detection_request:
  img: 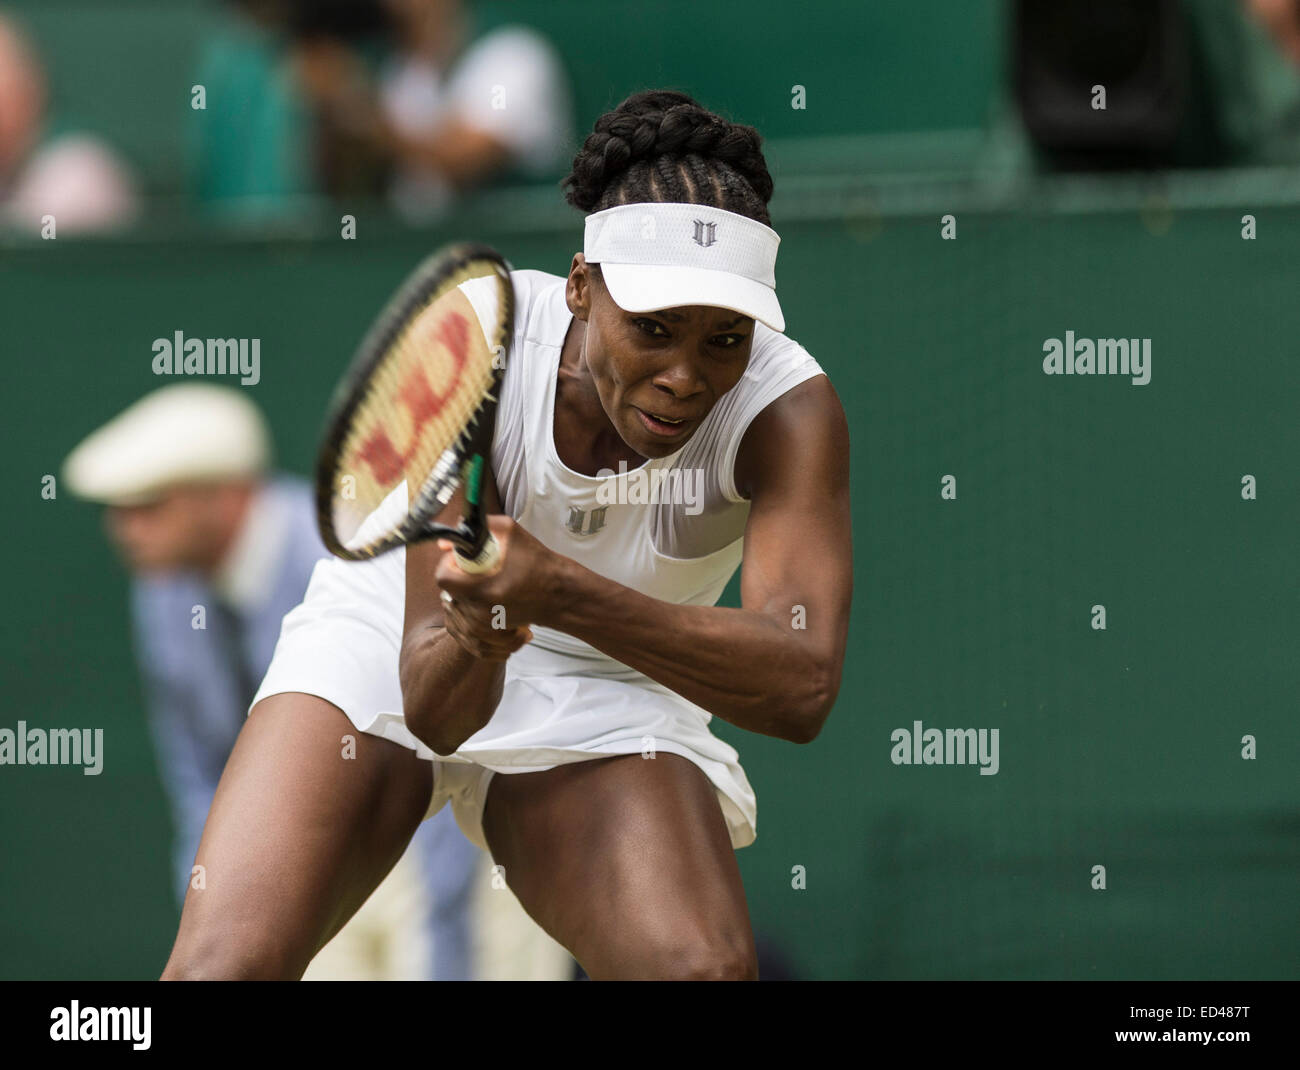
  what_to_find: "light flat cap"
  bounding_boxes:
[63,384,270,505]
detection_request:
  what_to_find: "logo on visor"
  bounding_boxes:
[692,220,718,248]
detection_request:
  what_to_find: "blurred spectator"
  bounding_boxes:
[191,0,392,215]
[192,0,574,221]
[189,1,316,216]
[370,0,575,221]
[288,0,394,200]
[1246,0,1300,64]
[61,383,480,980]
[0,12,136,234]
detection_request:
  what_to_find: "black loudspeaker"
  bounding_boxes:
[1012,0,1191,169]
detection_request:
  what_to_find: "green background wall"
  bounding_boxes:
[2,190,1296,979]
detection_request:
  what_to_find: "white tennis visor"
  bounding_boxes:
[583,202,784,333]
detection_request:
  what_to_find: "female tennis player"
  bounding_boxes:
[162,89,851,981]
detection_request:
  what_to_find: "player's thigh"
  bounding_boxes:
[481,752,757,980]
[161,692,434,980]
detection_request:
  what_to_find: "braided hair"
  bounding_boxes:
[561,90,775,230]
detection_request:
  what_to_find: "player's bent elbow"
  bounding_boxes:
[785,712,827,745]
[402,693,492,758]
[411,723,464,758]
[402,696,485,757]
[399,638,503,756]
[784,663,840,744]
[397,645,452,754]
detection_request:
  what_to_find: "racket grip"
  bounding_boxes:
[455,532,501,574]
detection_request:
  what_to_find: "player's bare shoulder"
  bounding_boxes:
[731,329,846,503]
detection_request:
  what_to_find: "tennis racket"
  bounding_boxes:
[314,242,514,573]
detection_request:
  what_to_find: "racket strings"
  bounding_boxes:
[330,273,502,548]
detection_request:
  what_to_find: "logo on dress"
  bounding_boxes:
[692,219,718,248]
[566,505,609,537]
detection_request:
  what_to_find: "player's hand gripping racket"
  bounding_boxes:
[314,243,514,573]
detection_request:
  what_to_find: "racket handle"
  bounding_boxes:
[455,532,500,574]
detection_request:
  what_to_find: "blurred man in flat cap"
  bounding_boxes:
[62,383,484,980]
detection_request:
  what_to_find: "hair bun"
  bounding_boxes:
[563,90,773,215]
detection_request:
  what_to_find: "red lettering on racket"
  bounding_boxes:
[355,310,471,485]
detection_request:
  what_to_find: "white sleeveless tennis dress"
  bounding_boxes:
[252,268,825,851]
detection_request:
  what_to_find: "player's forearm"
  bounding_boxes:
[541,557,838,743]
[399,628,504,755]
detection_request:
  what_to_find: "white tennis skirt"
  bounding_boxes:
[250,552,758,852]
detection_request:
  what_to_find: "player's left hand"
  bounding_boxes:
[433,515,558,649]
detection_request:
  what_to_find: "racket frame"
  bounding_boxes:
[314,242,514,567]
